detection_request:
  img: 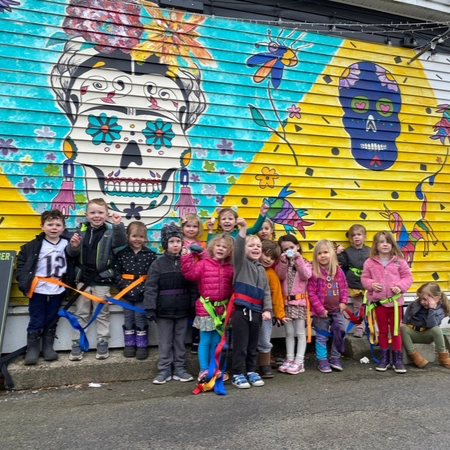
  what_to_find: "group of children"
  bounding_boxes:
[16,199,450,390]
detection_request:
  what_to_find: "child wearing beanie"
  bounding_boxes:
[144,224,197,384]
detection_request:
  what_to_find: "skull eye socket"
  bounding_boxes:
[350,96,369,114]
[376,98,394,118]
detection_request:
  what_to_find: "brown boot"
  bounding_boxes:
[408,350,428,368]
[258,352,274,379]
[438,352,450,369]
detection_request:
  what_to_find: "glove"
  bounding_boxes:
[189,244,204,253]
[146,310,157,323]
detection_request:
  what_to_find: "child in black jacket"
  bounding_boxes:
[144,224,196,385]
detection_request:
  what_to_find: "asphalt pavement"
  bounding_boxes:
[1,357,450,450]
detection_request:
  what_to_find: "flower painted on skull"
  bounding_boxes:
[0,137,18,156]
[124,202,144,220]
[375,65,399,92]
[62,0,143,54]
[255,166,279,189]
[339,63,360,89]
[142,118,175,150]
[86,113,122,145]
[131,5,215,69]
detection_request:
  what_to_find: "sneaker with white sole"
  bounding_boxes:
[153,370,172,385]
[173,368,194,382]
[69,342,83,361]
[96,340,109,360]
[286,361,305,374]
[278,359,293,373]
[329,357,343,371]
[232,374,250,389]
[247,372,264,387]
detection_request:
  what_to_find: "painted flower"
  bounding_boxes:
[0,137,18,156]
[17,176,36,194]
[215,195,224,205]
[43,164,60,177]
[375,65,399,92]
[217,139,234,156]
[62,0,143,54]
[287,104,301,119]
[202,184,216,196]
[42,182,55,193]
[123,202,144,220]
[190,174,200,182]
[233,158,246,168]
[0,0,20,14]
[219,169,226,176]
[194,146,207,158]
[131,6,215,68]
[339,63,361,89]
[45,152,56,161]
[35,126,56,143]
[431,104,450,145]
[86,113,122,146]
[20,155,32,166]
[255,166,279,189]
[143,118,175,150]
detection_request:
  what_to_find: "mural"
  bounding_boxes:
[1,0,450,305]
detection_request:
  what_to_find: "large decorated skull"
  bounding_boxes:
[338,61,401,171]
[51,39,205,224]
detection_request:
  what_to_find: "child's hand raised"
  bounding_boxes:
[236,217,246,228]
[111,212,122,224]
[180,246,189,256]
[206,217,215,233]
[260,201,269,216]
[70,233,81,249]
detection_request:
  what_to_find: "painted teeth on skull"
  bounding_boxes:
[105,179,162,194]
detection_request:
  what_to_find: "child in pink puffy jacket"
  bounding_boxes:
[361,231,413,374]
[181,233,234,381]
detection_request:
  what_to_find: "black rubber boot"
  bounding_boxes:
[135,326,149,360]
[123,326,136,358]
[42,329,58,361]
[24,332,41,365]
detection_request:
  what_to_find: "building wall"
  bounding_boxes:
[1,0,449,314]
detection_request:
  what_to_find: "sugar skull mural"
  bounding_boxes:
[50,38,206,224]
[338,61,401,170]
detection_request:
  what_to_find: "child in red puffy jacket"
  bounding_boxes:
[181,233,234,381]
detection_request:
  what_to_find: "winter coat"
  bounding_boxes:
[307,266,348,317]
[66,221,127,284]
[402,300,445,329]
[114,246,157,302]
[361,256,413,307]
[337,245,370,290]
[16,231,73,297]
[181,252,234,317]
[143,252,196,319]
[275,255,312,307]
[265,267,285,320]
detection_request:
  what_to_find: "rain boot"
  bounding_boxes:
[392,349,407,373]
[123,326,136,358]
[42,329,58,361]
[24,332,41,365]
[375,348,390,372]
[407,350,428,368]
[438,351,450,369]
[258,352,274,379]
[135,325,149,360]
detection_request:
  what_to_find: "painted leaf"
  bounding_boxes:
[249,105,268,128]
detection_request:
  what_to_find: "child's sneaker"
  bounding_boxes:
[198,370,208,382]
[247,372,264,387]
[153,370,171,385]
[172,368,194,382]
[317,359,332,373]
[278,359,293,373]
[96,340,109,360]
[329,357,343,371]
[69,342,83,361]
[286,361,305,375]
[232,374,250,389]
[353,328,364,338]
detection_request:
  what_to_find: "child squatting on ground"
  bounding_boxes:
[114,221,157,359]
[16,209,71,365]
[144,224,196,385]
[276,234,312,375]
[231,218,272,389]
[181,233,234,381]
[67,198,127,361]
[401,282,450,369]
[361,231,413,373]
[336,224,370,338]
[307,239,348,373]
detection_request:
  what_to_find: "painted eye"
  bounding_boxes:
[84,76,108,91]
[376,98,394,118]
[350,96,369,114]
[113,75,131,93]
[268,42,278,53]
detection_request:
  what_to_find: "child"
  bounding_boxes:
[144,224,196,385]
[257,218,276,242]
[336,224,370,338]
[67,198,127,361]
[181,233,234,381]
[276,235,312,374]
[16,209,71,365]
[231,218,272,389]
[307,239,348,373]
[114,221,157,359]
[206,202,269,241]
[257,240,287,378]
[361,231,413,373]
[401,282,450,369]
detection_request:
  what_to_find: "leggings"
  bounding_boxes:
[375,305,403,351]
[284,319,306,362]
[198,330,221,371]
